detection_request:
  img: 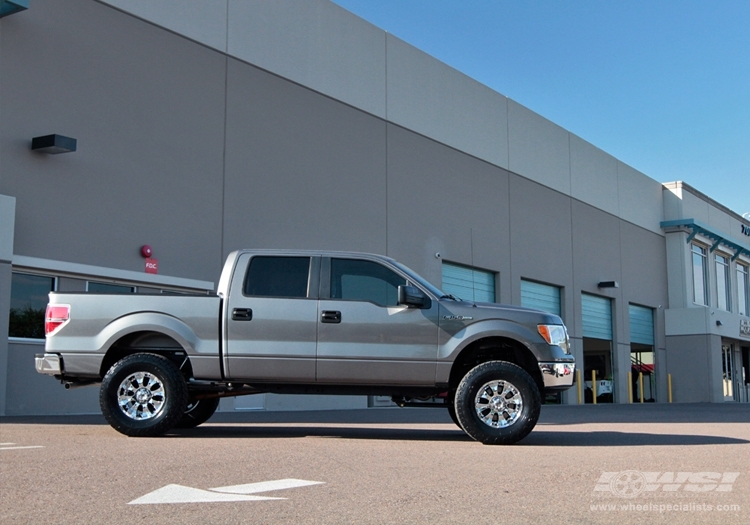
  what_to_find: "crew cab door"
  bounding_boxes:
[224,253,319,381]
[316,256,439,385]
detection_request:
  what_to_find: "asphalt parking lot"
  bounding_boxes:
[2,403,749,524]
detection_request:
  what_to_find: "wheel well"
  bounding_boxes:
[99,331,193,379]
[448,337,543,393]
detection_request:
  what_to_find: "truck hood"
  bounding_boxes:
[438,299,563,326]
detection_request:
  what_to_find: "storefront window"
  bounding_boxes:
[715,254,731,311]
[691,244,708,306]
[87,282,136,294]
[9,273,55,339]
[738,263,749,317]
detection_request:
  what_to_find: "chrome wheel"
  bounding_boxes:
[474,379,523,428]
[455,361,541,444]
[117,371,166,420]
[101,353,187,437]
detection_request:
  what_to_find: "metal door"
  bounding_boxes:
[224,254,319,382]
[316,257,439,385]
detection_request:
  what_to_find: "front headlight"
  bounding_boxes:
[537,324,570,354]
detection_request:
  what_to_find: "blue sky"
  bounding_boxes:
[332,0,749,218]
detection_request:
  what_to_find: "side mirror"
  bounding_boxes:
[398,285,430,308]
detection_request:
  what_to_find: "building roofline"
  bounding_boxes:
[662,181,748,224]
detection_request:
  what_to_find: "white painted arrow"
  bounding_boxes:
[129,479,324,505]
[211,478,325,495]
[129,484,281,504]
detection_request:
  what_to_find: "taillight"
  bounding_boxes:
[45,305,70,336]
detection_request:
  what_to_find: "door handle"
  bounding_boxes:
[232,308,253,321]
[321,310,341,324]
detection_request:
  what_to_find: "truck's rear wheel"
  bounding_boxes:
[100,353,187,437]
[454,361,541,445]
[174,396,220,428]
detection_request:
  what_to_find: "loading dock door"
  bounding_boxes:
[629,304,655,402]
[442,262,495,303]
[582,293,612,340]
[582,293,613,403]
[520,280,561,316]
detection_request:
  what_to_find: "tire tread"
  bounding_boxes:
[99,353,188,437]
[454,360,541,445]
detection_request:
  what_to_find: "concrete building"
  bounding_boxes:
[1,0,748,416]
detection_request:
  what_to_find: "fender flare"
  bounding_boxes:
[440,319,540,361]
[95,312,200,356]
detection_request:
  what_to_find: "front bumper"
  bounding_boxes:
[35,353,62,375]
[539,362,575,390]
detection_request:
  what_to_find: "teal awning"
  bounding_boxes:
[0,0,29,18]
[661,218,750,261]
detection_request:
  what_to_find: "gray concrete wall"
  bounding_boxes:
[5,340,100,415]
[222,57,387,257]
[0,0,226,282]
[385,124,510,293]
[664,182,750,239]
[666,334,724,403]
[96,0,667,236]
[508,176,574,313]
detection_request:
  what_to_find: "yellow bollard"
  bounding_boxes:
[627,372,633,403]
[668,374,673,403]
[592,370,597,405]
[639,372,644,403]
[577,370,583,405]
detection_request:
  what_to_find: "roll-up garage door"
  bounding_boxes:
[520,280,561,316]
[629,304,654,345]
[442,262,495,303]
[582,293,612,340]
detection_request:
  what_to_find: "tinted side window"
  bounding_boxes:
[331,259,406,307]
[244,256,310,298]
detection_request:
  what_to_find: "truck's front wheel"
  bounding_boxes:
[100,353,188,437]
[454,361,541,445]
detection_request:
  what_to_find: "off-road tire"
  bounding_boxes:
[100,353,188,437]
[454,360,541,445]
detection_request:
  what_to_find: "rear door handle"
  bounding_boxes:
[232,308,253,321]
[321,310,341,323]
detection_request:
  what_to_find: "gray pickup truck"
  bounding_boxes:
[36,249,575,444]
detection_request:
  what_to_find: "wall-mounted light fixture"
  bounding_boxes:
[0,0,28,18]
[31,134,77,154]
[716,320,723,327]
[597,281,619,289]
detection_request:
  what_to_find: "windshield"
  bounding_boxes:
[393,261,446,299]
